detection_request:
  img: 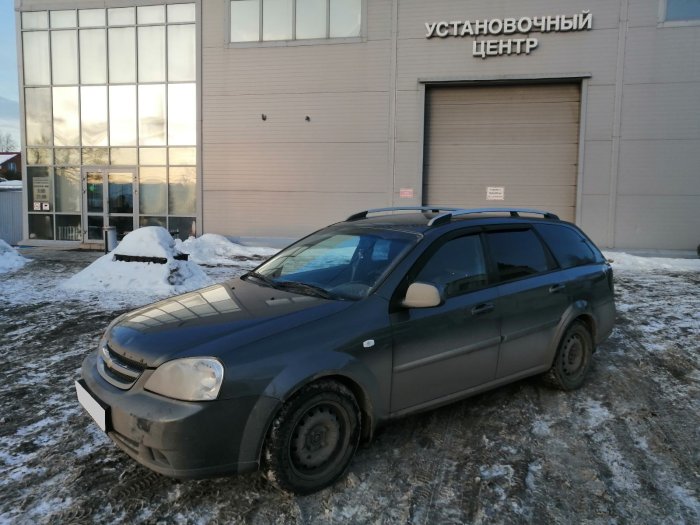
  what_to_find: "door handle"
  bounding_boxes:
[471,303,495,316]
[549,283,566,294]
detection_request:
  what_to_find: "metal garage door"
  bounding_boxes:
[423,83,581,221]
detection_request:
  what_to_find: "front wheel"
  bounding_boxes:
[544,320,594,390]
[262,381,360,494]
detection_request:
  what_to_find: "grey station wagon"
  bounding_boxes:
[76,207,615,494]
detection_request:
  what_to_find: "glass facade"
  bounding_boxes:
[21,3,197,242]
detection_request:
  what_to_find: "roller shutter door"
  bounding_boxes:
[423,83,580,221]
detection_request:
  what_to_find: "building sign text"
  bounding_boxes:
[425,11,593,59]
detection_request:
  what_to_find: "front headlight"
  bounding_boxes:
[144,357,224,401]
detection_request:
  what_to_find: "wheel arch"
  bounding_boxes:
[547,302,598,367]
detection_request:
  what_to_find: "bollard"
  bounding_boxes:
[103,226,117,253]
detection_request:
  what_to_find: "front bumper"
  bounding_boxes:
[80,351,280,479]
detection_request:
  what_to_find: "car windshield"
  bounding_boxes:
[248,226,420,300]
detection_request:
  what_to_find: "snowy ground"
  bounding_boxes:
[0,248,698,524]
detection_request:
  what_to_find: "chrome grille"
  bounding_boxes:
[97,344,145,389]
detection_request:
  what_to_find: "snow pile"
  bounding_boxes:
[61,227,211,295]
[175,233,278,266]
[604,251,700,273]
[0,240,30,273]
[0,180,22,189]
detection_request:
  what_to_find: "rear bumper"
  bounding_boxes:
[80,352,280,479]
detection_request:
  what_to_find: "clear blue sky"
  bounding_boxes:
[0,0,18,102]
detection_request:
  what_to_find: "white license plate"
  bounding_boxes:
[75,380,108,432]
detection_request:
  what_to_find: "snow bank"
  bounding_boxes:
[604,251,700,273]
[0,240,30,273]
[175,233,278,266]
[61,227,211,295]
[0,180,22,189]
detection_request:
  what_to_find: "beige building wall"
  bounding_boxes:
[202,0,699,249]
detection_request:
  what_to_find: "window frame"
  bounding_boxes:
[227,0,366,47]
[658,0,700,27]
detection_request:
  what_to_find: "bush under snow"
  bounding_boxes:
[175,233,278,266]
[61,227,211,295]
[604,251,700,273]
[0,240,30,273]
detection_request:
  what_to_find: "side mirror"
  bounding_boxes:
[402,282,442,308]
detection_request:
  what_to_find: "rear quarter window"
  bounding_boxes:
[535,224,600,269]
[485,229,552,282]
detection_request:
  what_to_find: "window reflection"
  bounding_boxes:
[111,148,138,165]
[109,85,137,146]
[140,216,167,228]
[26,148,52,165]
[138,26,165,82]
[297,0,327,39]
[140,148,167,165]
[330,0,361,37]
[27,166,52,212]
[78,9,105,27]
[108,7,135,26]
[109,28,136,83]
[263,0,292,41]
[56,215,82,241]
[50,10,76,29]
[51,30,78,84]
[140,167,167,215]
[53,87,80,146]
[86,171,103,212]
[169,147,196,165]
[55,148,80,165]
[124,285,240,329]
[138,85,166,145]
[169,166,196,215]
[55,167,81,213]
[28,214,54,240]
[168,25,195,82]
[168,84,196,145]
[22,11,48,30]
[108,172,134,214]
[25,88,52,146]
[80,29,107,84]
[81,86,108,146]
[169,217,196,240]
[23,32,50,85]
[231,0,260,42]
[167,4,195,23]
[82,148,109,165]
[137,5,165,24]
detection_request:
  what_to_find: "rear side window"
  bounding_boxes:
[486,229,551,282]
[535,224,599,269]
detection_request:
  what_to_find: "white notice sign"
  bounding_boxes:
[486,186,505,201]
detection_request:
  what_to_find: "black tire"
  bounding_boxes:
[544,320,594,391]
[262,381,360,495]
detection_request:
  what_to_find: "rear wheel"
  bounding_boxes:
[263,381,360,494]
[544,320,593,390]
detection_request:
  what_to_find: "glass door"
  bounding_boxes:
[83,168,137,243]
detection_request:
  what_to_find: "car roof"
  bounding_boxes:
[338,208,564,235]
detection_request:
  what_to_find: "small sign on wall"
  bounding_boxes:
[399,188,415,199]
[486,186,505,201]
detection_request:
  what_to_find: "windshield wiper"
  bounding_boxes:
[244,271,280,289]
[274,281,337,300]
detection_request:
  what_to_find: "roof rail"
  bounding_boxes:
[346,206,559,226]
[346,206,461,222]
[429,207,559,226]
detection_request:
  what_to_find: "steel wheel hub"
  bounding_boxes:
[292,407,340,469]
[562,334,584,376]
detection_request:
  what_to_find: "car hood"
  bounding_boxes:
[105,277,352,367]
